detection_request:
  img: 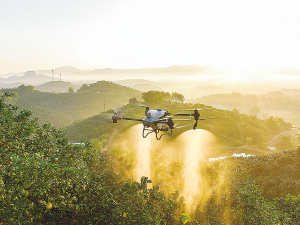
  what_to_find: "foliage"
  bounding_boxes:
[0,93,92,223]
[67,87,74,93]
[0,93,184,224]
[236,176,282,224]
[1,92,300,224]
[274,193,300,224]
[18,84,35,92]
[142,91,185,104]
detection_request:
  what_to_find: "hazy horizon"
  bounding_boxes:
[1,0,300,78]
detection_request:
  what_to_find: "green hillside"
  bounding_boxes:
[34,81,80,92]
[16,100,73,128]
[0,81,142,128]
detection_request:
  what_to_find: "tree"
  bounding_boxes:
[171,92,185,103]
[67,87,74,93]
[237,176,281,224]
[129,97,139,105]
[0,93,91,223]
[77,84,89,92]
[142,91,184,104]
[18,84,34,92]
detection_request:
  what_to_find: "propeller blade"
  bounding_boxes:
[172,119,195,121]
[135,103,149,108]
[198,117,220,120]
[169,117,220,121]
[181,108,212,111]
[168,113,194,116]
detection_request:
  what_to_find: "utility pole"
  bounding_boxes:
[52,70,54,81]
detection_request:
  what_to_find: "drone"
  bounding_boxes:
[112,106,218,140]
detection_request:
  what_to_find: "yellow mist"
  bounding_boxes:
[123,124,154,184]
[178,129,215,214]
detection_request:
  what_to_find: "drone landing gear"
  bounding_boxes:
[142,126,154,138]
[155,129,172,140]
[193,121,198,130]
[142,126,173,140]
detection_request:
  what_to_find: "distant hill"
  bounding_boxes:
[0,82,24,89]
[115,79,164,92]
[158,64,209,73]
[90,67,163,74]
[35,66,92,74]
[0,71,52,86]
[35,81,81,93]
[190,92,300,127]
[76,80,142,95]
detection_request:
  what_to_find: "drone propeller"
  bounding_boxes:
[171,117,219,121]
[181,108,212,111]
[171,118,195,121]
[136,103,149,108]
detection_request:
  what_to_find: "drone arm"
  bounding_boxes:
[170,113,195,116]
[117,116,143,121]
[112,112,143,123]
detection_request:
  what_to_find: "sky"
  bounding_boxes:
[1,0,300,75]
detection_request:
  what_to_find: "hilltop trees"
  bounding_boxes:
[18,84,34,92]
[142,91,184,104]
[67,87,74,93]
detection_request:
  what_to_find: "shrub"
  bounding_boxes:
[0,93,96,223]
